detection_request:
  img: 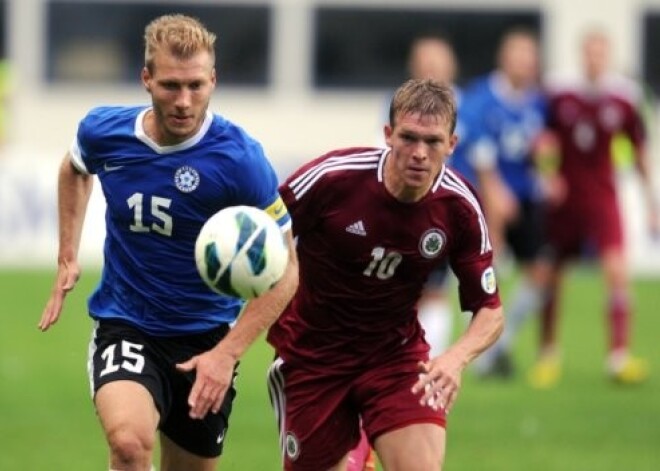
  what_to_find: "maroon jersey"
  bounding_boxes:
[547,74,645,208]
[268,147,501,371]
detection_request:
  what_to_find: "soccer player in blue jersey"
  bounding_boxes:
[38,14,298,471]
[460,28,556,379]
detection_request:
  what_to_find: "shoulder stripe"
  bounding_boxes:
[289,150,381,189]
[441,169,492,254]
[291,162,379,200]
[289,151,381,200]
[267,358,286,459]
[431,164,447,192]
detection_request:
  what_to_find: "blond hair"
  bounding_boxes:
[144,14,216,72]
[389,78,457,132]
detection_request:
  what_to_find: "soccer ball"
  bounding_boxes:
[195,205,288,299]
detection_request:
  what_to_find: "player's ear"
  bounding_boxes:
[448,133,459,154]
[384,124,394,147]
[141,66,151,93]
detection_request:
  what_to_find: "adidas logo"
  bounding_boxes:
[345,220,367,236]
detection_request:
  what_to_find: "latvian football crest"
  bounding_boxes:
[419,229,446,259]
[285,432,300,460]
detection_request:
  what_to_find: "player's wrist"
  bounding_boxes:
[56,252,78,266]
[212,341,242,363]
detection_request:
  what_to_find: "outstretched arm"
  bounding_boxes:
[177,230,299,419]
[38,154,93,331]
[412,305,504,413]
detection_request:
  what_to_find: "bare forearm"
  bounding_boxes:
[446,306,504,369]
[57,155,93,262]
[414,305,504,411]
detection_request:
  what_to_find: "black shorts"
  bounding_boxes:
[88,319,236,458]
[505,199,549,263]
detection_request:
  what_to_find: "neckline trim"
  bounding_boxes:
[134,108,213,154]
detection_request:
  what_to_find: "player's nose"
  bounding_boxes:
[174,89,192,109]
[411,142,428,161]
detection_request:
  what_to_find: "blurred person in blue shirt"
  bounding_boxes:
[460,28,556,379]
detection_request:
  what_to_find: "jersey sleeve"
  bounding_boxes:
[232,139,292,232]
[278,155,330,238]
[69,107,105,175]
[447,189,501,314]
[624,99,647,153]
[612,77,647,151]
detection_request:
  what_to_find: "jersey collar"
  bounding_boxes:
[134,108,213,154]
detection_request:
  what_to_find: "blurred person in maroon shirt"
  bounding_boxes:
[529,29,659,388]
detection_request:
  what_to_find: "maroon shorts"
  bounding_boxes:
[546,200,624,259]
[267,346,446,471]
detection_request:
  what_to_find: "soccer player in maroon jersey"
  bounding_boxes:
[267,79,504,470]
[530,30,660,387]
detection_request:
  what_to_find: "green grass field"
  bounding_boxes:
[1,268,659,470]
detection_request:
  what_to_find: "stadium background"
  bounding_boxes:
[0,0,659,469]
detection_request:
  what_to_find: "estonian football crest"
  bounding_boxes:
[174,165,200,193]
[419,229,446,259]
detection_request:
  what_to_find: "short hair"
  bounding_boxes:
[144,14,216,73]
[389,78,457,133]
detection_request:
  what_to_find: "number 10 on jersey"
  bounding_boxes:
[363,247,402,280]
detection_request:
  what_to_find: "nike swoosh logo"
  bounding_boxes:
[104,163,124,172]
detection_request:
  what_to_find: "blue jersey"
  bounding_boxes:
[70,106,290,336]
[459,73,548,200]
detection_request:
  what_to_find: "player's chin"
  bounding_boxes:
[167,122,196,139]
[404,170,432,187]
